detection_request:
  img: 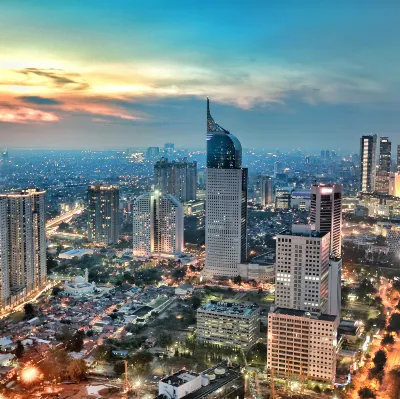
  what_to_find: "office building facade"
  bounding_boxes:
[132,191,184,257]
[197,301,259,349]
[260,175,273,206]
[154,157,197,202]
[87,185,119,245]
[275,225,330,314]
[310,184,343,257]
[275,187,292,209]
[204,99,248,279]
[376,137,391,194]
[267,308,338,382]
[360,134,377,192]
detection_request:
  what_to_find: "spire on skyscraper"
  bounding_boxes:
[207,98,230,134]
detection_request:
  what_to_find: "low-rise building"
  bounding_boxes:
[197,301,259,349]
[157,362,244,399]
[267,307,339,382]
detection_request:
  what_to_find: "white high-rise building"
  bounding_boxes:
[132,191,184,258]
[0,189,47,303]
[203,98,248,279]
[360,134,377,193]
[275,224,330,314]
[310,184,343,257]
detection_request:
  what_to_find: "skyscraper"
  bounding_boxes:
[397,145,400,172]
[0,198,9,308]
[0,189,46,304]
[164,143,175,154]
[203,98,248,279]
[376,137,391,194]
[87,185,119,245]
[132,191,184,257]
[310,183,343,316]
[360,134,377,192]
[310,184,343,257]
[260,175,273,207]
[154,157,197,202]
[275,224,330,313]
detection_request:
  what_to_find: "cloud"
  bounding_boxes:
[19,95,62,105]
[0,105,59,123]
[16,68,90,91]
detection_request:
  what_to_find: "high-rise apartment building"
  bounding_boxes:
[376,137,391,194]
[260,175,273,207]
[154,157,197,202]
[275,225,330,313]
[275,187,292,209]
[267,308,339,382]
[0,198,9,308]
[360,134,377,192]
[197,301,260,349]
[87,185,119,245]
[132,191,184,257]
[0,189,47,307]
[310,184,343,257]
[146,147,160,158]
[203,99,248,279]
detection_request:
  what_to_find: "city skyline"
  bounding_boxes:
[1,1,400,150]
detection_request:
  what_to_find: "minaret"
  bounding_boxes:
[203,99,248,279]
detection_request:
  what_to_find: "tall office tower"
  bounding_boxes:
[376,137,392,194]
[310,184,343,257]
[164,143,174,154]
[267,309,338,382]
[1,189,47,297]
[203,98,248,279]
[87,185,119,245]
[154,157,197,202]
[0,199,9,308]
[397,145,400,172]
[273,161,281,178]
[275,225,330,313]
[146,147,160,158]
[310,183,343,316]
[260,175,273,207]
[360,134,377,192]
[132,191,184,257]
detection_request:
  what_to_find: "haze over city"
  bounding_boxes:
[1,1,400,150]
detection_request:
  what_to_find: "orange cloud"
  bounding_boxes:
[0,106,59,123]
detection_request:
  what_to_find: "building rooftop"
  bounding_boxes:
[199,301,259,317]
[272,307,337,322]
[160,370,199,387]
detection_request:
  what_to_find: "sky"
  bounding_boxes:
[1,0,400,151]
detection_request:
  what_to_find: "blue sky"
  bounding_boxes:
[1,0,400,150]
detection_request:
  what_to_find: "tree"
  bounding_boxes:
[158,333,173,348]
[372,349,387,373]
[15,340,24,359]
[52,286,62,296]
[313,385,322,393]
[67,358,87,382]
[47,253,58,273]
[233,275,242,286]
[58,222,70,232]
[171,267,186,281]
[131,350,153,375]
[382,333,395,346]
[67,331,85,352]
[114,360,126,375]
[191,296,201,310]
[40,349,70,382]
[24,303,35,318]
[388,313,400,333]
[358,387,376,399]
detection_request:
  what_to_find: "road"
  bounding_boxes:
[46,207,83,230]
